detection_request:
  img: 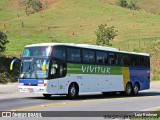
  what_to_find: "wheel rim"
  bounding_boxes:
[126,84,132,95]
[134,85,139,94]
[70,85,76,97]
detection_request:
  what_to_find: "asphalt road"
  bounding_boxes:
[0,81,160,120]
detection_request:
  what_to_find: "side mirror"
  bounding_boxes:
[10,58,20,70]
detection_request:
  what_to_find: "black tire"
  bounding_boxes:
[43,94,51,98]
[102,92,116,96]
[125,83,133,96]
[67,83,78,99]
[102,92,109,96]
[133,83,139,95]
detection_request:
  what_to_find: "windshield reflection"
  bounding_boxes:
[20,58,49,79]
[22,46,51,57]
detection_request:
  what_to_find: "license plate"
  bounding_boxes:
[28,88,33,92]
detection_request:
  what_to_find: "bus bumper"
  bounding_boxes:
[18,85,48,94]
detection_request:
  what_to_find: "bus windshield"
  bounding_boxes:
[22,46,51,57]
[20,58,49,79]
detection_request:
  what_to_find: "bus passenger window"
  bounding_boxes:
[144,57,150,67]
[52,47,66,60]
[140,57,145,67]
[74,49,81,62]
[67,48,81,62]
[96,51,108,64]
[108,53,118,65]
[120,54,130,66]
[83,50,95,63]
[131,55,139,67]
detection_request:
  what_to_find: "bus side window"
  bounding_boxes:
[82,50,95,63]
[119,54,124,65]
[140,56,145,67]
[119,54,130,66]
[96,51,108,64]
[108,52,118,65]
[124,54,130,66]
[67,48,81,62]
[131,55,135,66]
[144,57,150,68]
[50,60,67,78]
[74,49,81,62]
[131,55,139,67]
[88,51,95,63]
[52,47,66,60]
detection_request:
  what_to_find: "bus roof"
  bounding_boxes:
[25,43,150,56]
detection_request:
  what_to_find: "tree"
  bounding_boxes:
[0,30,9,53]
[117,0,140,10]
[20,0,42,15]
[95,24,118,46]
[117,0,128,8]
[30,0,42,12]
[127,0,140,10]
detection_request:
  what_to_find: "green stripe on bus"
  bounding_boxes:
[67,63,122,75]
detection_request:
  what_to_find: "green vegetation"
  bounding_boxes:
[0,0,160,82]
[0,57,19,84]
[127,0,140,10]
[0,0,159,56]
[117,0,128,8]
[20,0,42,16]
[95,24,117,46]
[0,30,9,53]
[117,0,140,10]
[138,0,160,14]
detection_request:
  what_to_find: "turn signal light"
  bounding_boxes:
[44,83,47,87]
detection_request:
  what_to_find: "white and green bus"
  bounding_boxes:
[10,43,150,98]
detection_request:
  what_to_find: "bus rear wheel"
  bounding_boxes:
[133,83,139,95]
[67,83,78,99]
[43,94,51,98]
[125,83,132,96]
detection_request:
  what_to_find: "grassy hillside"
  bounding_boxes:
[103,0,160,14]
[0,0,160,80]
[138,0,160,14]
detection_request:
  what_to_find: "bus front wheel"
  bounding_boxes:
[125,83,132,96]
[67,83,78,99]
